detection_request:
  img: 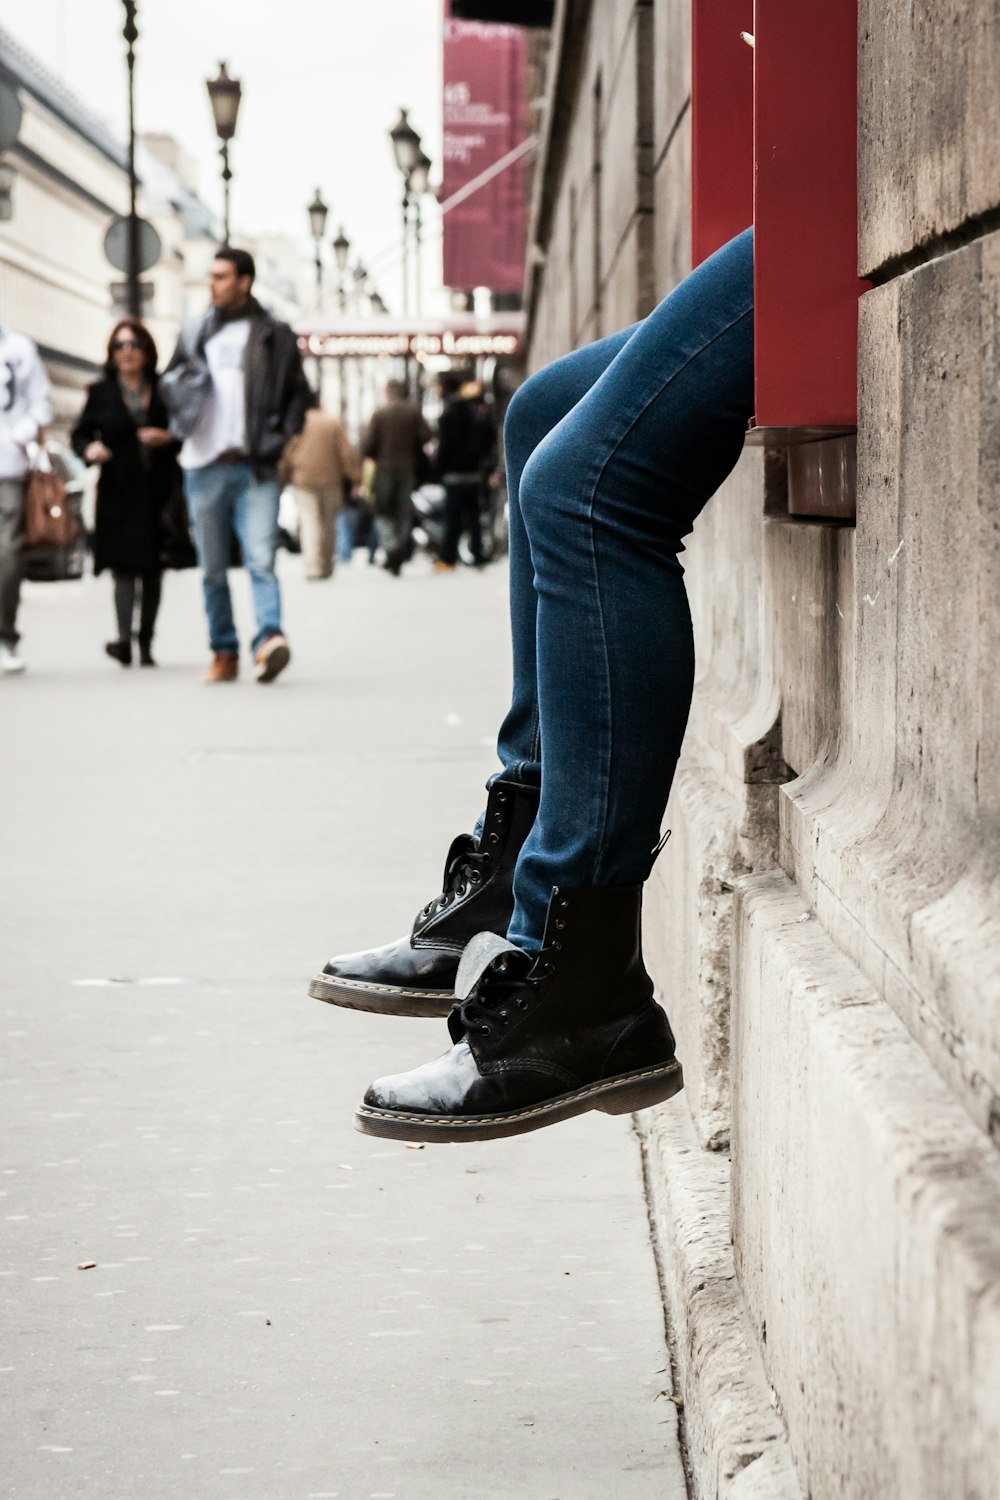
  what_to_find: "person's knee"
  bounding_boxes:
[504,365,573,463]
[243,534,277,578]
[517,428,573,534]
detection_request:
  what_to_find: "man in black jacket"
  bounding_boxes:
[434,372,495,571]
[161,247,310,683]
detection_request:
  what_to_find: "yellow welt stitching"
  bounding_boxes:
[321,978,453,999]
[358,1063,681,1127]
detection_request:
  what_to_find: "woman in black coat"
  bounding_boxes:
[72,318,178,666]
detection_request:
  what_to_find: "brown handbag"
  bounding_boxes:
[23,463,79,549]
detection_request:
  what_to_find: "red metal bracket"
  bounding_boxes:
[691,0,755,268]
[751,0,871,433]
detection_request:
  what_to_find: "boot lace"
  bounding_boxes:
[418,835,494,922]
[450,946,559,1041]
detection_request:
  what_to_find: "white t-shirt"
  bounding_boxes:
[179,318,251,470]
[0,328,54,480]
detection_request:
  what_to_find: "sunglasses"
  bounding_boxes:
[111,338,143,352]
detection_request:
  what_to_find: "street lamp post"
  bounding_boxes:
[206,62,242,242]
[121,2,140,317]
[389,109,421,319]
[332,225,350,312]
[332,227,351,423]
[408,149,432,318]
[307,188,329,309]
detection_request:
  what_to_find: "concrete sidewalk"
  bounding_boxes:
[1,557,687,1500]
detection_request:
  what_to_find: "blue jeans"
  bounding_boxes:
[336,507,355,563]
[495,228,755,949]
[184,461,283,655]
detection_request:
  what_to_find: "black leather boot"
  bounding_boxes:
[308,778,539,1017]
[354,884,683,1142]
[105,640,132,667]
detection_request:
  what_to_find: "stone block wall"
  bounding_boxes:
[524,1,1000,1495]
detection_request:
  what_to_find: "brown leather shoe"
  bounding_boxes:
[203,652,239,683]
[254,634,291,683]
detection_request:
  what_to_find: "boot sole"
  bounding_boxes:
[353,1059,684,1142]
[308,972,454,1018]
[256,641,290,682]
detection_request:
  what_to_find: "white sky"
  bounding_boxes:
[4,0,444,309]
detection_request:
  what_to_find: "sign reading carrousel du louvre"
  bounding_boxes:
[299,317,525,361]
[442,2,528,295]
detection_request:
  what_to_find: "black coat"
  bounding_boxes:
[72,377,180,575]
[160,300,312,472]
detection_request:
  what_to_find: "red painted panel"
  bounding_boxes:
[691,0,755,267]
[443,9,529,293]
[753,0,870,428]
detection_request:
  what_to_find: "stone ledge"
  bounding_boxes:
[731,871,1000,1499]
[637,1097,803,1500]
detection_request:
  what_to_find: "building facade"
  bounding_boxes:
[0,24,302,437]
[524,3,999,1496]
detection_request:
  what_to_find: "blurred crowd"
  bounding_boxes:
[0,245,504,683]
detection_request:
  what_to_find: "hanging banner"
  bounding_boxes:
[442,5,528,294]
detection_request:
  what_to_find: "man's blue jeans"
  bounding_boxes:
[495,228,755,949]
[184,461,283,655]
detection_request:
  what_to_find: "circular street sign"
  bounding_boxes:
[103,215,162,275]
[0,83,23,152]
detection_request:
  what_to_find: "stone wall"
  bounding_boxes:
[525,1,1000,1495]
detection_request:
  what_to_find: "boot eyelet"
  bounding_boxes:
[555,919,566,930]
[497,792,508,803]
[516,998,527,1010]
[480,1024,492,1036]
[552,941,562,951]
[499,1009,508,1020]
[488,833,500,845]
[558,898,569,909]
[470,872,482,883]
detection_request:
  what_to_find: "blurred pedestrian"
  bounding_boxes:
[282,403,360,580]
[72,319,177,667]
[434,372,496,572]
[0,325,53,674]
[160,247,310,684]
[362,380,430,577]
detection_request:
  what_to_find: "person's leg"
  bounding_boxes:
[113,572,135,642]
[310,329,637,1015]
[393,472,415,561]
[319,485,338,577]
[460,481,485,565]
[354,228,754,1141]
[336,505,355,563]
[184,463,240,655]
[439,481,462,566]
[492,323,641,787]
[510,227,755,948]
[295,486,325,579]
[372,469,397,555]
[137,570,162,661]
[466,482,487,566]
[232,465,283,653]
[0,479,25,649]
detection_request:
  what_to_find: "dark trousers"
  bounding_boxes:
[441,479,485,566]
[113,570,162,645]
[0,478,24,646]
